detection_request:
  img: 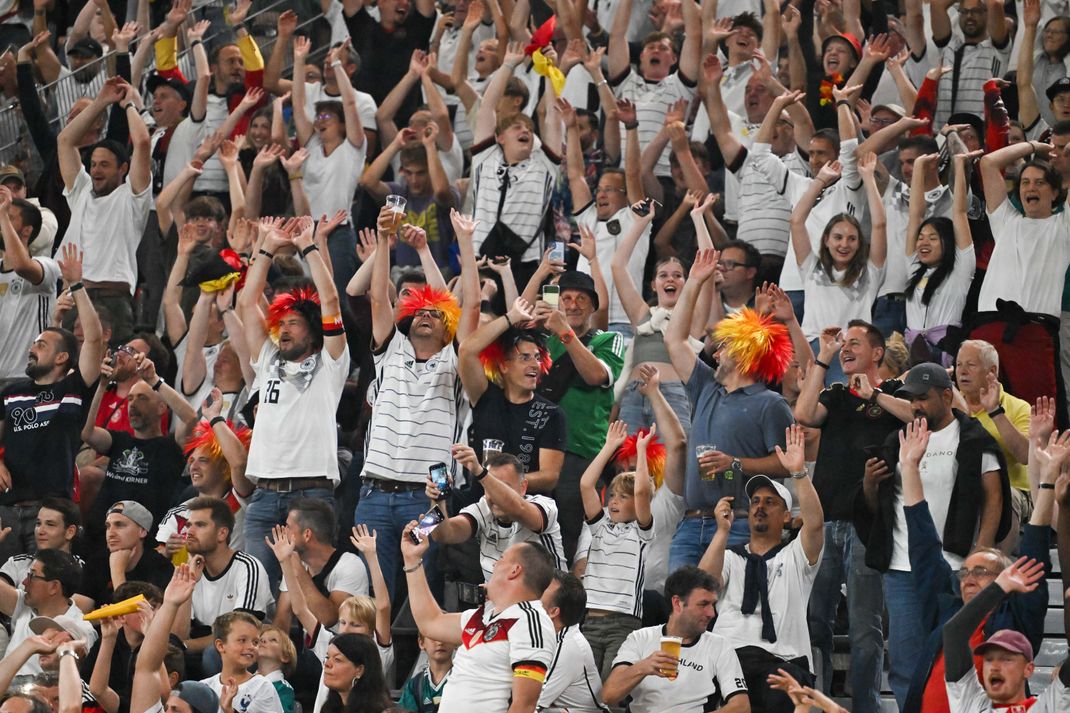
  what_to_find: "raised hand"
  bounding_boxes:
[713,495,734,532]
[57,243,83,285]
[265,524,296,562]
[557,97,577,128]
[690,191,718,218]
[253,143,285,168]
[163,563,199,605]
[134,353,159,385]
[615,98,637,127]
[665,98,688,127]
[994,556,1046,594]
[701,53,723,86]
[293,35,311,61]
[1034,429,1070,482]
[830,83,863,104]
[775,424,806,474]
[464,0,485,29]
[449,209,479,241]
[583,45,605,75]
[350,524,377,554]
[898,418,930,466]
[112,22,139,52]
[218,139,239,168]
[229,0,253,26]
[569,225,597,261]
[863,33,892,62]
[506,296,535,326]
[503,40,525,69]
[706,17,738,44]
[277,9,298,36]
[781,4,801,35]
[1031,396,1057,449]
[635,363,660,397]
[356,228,377,262]
[280,147,309,177]
[636,423,657,453]
[816,160,842,186]
[688,248,720,284]
[604,420,629,454]
[202,387,224,420]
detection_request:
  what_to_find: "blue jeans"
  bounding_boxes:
[325,223,359,298]
[608,322,635,338]
[807,522,885,713]
[354,485,438,602]
[871,295,906,340]
[810,338,847,387]
[787,290,805,326]
[244,487,336,593]
[668,515,750,574]
[618,379,692,434]
[884,569,928,710]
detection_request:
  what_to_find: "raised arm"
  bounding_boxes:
[664,248,718,382]
[581,422,628,520]
[350,525,392,646]
[1019,0,1042,130]
[264,11,298,95]
[201,389,252,496]
[930,0,955,46]
[607,0,633,79]
[951,152,979,250]
[0,189,43,284]
[292,218,345,360]
[400,523,463,643]
[237,221,290,359]
[697,497,734,583]
[677,0,701,81]
[57,245,103,384]
[979,141,1043,211]
[778,425,823,563]
[330,41,365,148]
[610,205,656,326]
[290,36,314,145]
[559,98,592,210]
[789,164,839,266]
[132,565,198,713]
[905,152,938,257]
[858,152,886,268]
[369,208,398,349]
[475,42,524,144]
[57,78,123,190]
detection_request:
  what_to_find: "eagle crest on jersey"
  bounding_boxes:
[461,606,516,649]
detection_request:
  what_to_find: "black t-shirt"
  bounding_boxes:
[85,431,185,545]
[468,383,567,475]
[0,371,94,504]
[347,8,435,120]
[813,379,904,521]
[84,547,174,607]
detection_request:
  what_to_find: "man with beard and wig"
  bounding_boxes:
[236,216,349,591]
[0,245,103,565]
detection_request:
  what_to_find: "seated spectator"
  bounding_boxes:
[0,549,88,675]
[199,612,283,713]
[537,571,605,713]
[700,425,824,713]
[179,497,272,658]
[602,566,748,713]
[397,632,456,713]
[84,501,174,608]
[256,624,296,713]
[429,450,567,580]
[320,634,392,713]
[0,614,96,704]
[0,498,83,590]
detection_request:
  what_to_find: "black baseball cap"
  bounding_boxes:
[68,37,104,58]
[146,73,192,108]
[1047,76,1070,102]
[894,362,954,398]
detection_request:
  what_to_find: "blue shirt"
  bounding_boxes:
[683,360,794,509]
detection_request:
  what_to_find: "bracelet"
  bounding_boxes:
[474,466,488,481]
[836,100,850,107]
[814,359,830,370]
[70,281,85,292]
[790,468,809,480]
[595,79,608,88]
[289,173,303,181]
[190,39,203,47]
[259,248,275,259]
[1040,483,1056,490]
[300,244,319,257]
[403,561,423,573]
[219,307,233,317]
[152,379,164,391]
[330,60,342,68]
[122,102,135,112]
[559,329,575,345]
[59,649,79,661]
[624,120,639,130]
[210,416,227,427]
[988,406,1005,418]
[503,313,513,327]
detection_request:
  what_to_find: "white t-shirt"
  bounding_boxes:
[278,551,369,598]
[0,257,60,379]
[574,204,650,326]
[201,673,282,713]
[799,253,886,341]
[538,625,606,713]
[60,167,152,293]
[714,536,822,665]
[889,420,1000,571]
[882,178,953,297]
[460,494,567,581]
[582,510,654,617]
[611,70,696,177]
[438,601,556,713]
[302,134,365,223]
[645,486,685,594]
[303,82,378,135]
[612,625,748,713]
[905,245,976,331]
[246,341,350,482]
[191,551,274,629]
[945,664,1070,713]
[691,108,758,225]
[978,201,1070,317]
[9,591,89,675]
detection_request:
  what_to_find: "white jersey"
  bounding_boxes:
[0,257,60,379]
[612,625,748,713]
[1,552,85,589]
[59,167,152,293]
[156,489,247,552]
[191,551,274,629]
[278,551,369,598]
[946,666,1070,713]
[201,673,282,713]
[460,494,567,581]
[538,625,607,713]
[303,82,378,135]
[246,341,350,482]
[611,70,696,178]
[574,204,650,326]
[362,330,468,484]
[582,511,654,618]
[302,134,365,224]
[713,536,822,666]
[439,601,556,713]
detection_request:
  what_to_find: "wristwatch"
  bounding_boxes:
[790,467,809,480]
[731,458,744,476]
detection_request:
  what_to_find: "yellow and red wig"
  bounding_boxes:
[712,308,794,383]
[267,286,322,346]
[396,286,462,342]
[184,420,253,479]
[614,429,667,490]
[478,330,552,384]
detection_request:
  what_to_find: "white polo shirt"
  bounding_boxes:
[538,624,606,713]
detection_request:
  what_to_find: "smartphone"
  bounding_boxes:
[549,241,566,263]
[429,462,451,499]
[542,284,560,307]
[409,508,445,545]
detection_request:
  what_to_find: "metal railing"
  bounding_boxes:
[0,0,325,177]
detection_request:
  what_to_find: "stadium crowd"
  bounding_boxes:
[0,0,1069,712]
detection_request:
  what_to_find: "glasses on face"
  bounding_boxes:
[1044,27,1069,36]
[114,345,138,359]
[718,259,748,271]
[956,566,997,581]
[413,308,444,320]
[25,571,51,582]
[315,113,337,122]
[870,116,897,127]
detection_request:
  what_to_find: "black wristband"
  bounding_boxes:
[300,244,319,257]
[1040,483,1056,490]
[474,467,487,482]
[70,282,85,292]
[814,359,830,370]
[259,248,274,259]
[190,39,204,47]
[503,313,512,327]
[988,406,1005,418]
[152,379,164,391]
[624,121,639,130]
[836,100,850,107]
[210,416,227,427]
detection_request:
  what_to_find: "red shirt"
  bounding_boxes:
[922,616,989,713]
[94,388,170,435]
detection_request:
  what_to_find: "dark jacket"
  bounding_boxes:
[852,409,1012,571]
[901,501,1050,713]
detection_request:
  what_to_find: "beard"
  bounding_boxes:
[25,359,51,379]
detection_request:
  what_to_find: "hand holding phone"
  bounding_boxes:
[408,508,445,545]
[429,462,451,499]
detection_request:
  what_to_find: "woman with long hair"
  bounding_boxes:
[903,151,977,364]
[321,634,392,713]
[789,152,887,385]
[609,193,719,432]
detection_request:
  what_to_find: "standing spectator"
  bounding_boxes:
[236,217,349,591]
[0,188,51,385]
[663,249,794,564]
[538,571,606,713]
[56,77,152,340]
[700,425,824,713]
[793,320,911,713]
[0,246,103,564]
[400,530,557,713]
[83,501,174,608]
[602,566,749,713]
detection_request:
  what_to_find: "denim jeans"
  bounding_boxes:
[354,484,438,602]
[0,501,40,568]
[807,521,885,713]
[325,223,359,298]
[787,290,805,327]
[668,515,750,573]
[810,338,846,387]
[618,379,692,434]
[607,322,635,338]
[884,569,927,710]
[244,487,336,593]
[871,295,906,340]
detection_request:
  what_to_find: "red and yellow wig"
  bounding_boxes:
[614,429,667,490]
[396,286,462,342]
[184,420,253,480]
[712,308,794,384]
[267,286,322,344]
[478,331,552,384]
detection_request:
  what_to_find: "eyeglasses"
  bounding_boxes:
[870,116,897,127]
[25,571,51,582]
[717,259,749,271]
[507,352,541,362]
[956,566,997,581]
[113,345,139,359]
[1044,27,1069,36]
[413,308,444,320]
[315,113,337,122]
